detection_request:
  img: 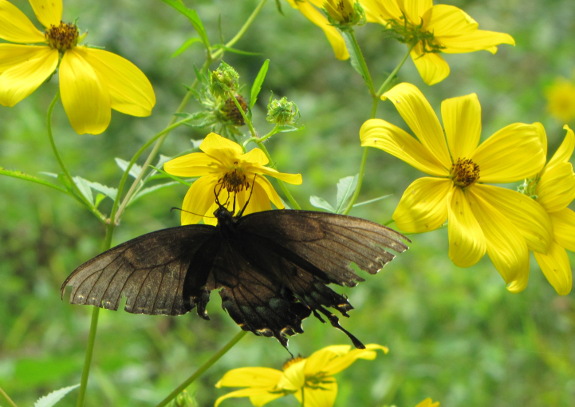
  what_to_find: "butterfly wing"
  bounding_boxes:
[61,225,217,317]
[233,210,409,347]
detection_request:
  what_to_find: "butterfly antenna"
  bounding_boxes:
[237,174,258,218]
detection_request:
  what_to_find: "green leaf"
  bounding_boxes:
[250,59,270,109]
[335,175,358,214]
[132,181,180,204]
[310,196,335,213]
[172,37,204,57]
[34,384,79,407]
[115,158,143,181]
[72,176,94,205]
[160,0,210,48]
[0,167,67,193]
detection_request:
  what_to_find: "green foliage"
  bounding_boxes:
[1,0,574,406]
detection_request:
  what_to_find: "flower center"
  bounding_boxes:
[450,157,480,188]
[282,356,305,370]
[385,14,443,53]
[45,22,79,53]
[220,166,250,194]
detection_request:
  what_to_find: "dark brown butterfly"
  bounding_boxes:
[61,206,408,348]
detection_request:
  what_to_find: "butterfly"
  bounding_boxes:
[61,205,408,348]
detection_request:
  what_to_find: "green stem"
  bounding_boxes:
[45,93,105,221]
[211,0,268,61]
[343,46,414,215]
[341,29,376,98]
[75,306,100,407]
[0,387,17,407]
[155,330,247,407]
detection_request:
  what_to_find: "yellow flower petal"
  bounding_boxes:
[81,48,155,117]
[383,83,451,166]
[280,358,306,390]
[537,162,575,212]
[29,0,62,28]
[163,152,216,177]
[215,367,283,388]
[534,242,573,295]
[441,93,481,159]
[473,184,551,254]
[306,344,387,376]
[447,187,486,267]
[393,177,451,233]
[465,187,529,291]
[214,388,284,407]
[551,208,575,252]
[546,125,575,171]
[403,0,433,21]
[241,147,269,166]
[180,175,220,225]
[415,398,441,407]
[293,380,337,407]
[201,132,244,161]
[255,166,303,185]
[361,0,402,22]
[59,49,111,134]
[0,44,57,106]
[0,0,46,43]
[473,123,545,183]
[410,45,450,85]
[360,118,448,176]
[427,5,515,53]
[252,176,285,209]
[288,0,349,60]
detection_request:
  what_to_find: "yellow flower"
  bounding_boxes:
[525,125,575,295]
[0,0,155,134]
[214,344,388,407]
[360,0,514,85]
[285,0,350,60]
[415,398,440,407]
[545,77,575,123]
[163,133,302,225]
[360,82,551,292]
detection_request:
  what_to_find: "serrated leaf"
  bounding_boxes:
[115,158,143,180]
[250,59,270,109]
[87,181,118,201]
[0,167,67,193]
[310,195,335,213]
[131,181,180,204]
[72,176,94,205]
[34,384,79,407]
[335,175,358,214]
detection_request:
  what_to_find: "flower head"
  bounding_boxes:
[163,133,302,225]
[214,344,388,407]
[521,125,575,295]
[285,0,350,60]
[360,0,515,85]
[360,83,552,292]
[545,77,575,123]
[0,0,155,134]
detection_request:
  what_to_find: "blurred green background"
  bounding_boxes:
[1,0,574,406]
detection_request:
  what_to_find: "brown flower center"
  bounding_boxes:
[45,22,79,52]
[451,157,480,188]
[219,166,250,193]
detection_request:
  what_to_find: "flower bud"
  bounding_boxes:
[210,62,240,98]
[266,96,299,126]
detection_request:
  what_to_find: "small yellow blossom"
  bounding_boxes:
[163,133,302,225]
[360,0,514,85]
[214,344,388,407]
[360,82,552,292]
[523,125,575,295]
[285,0,349,60]
[0,0,155,134]
[415,398,440,407]
[545,77,575,123]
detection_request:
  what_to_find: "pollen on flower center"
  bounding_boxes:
[220,167,250,193]
[451,157,480,188]
[45,22,79,52]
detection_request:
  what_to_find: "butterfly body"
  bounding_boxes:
[62,207,408,347]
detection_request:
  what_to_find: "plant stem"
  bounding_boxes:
[75,306,100,407]
[155,330,247,407]
[0,387,17,407]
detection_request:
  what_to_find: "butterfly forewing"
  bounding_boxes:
[62,226,215,316]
